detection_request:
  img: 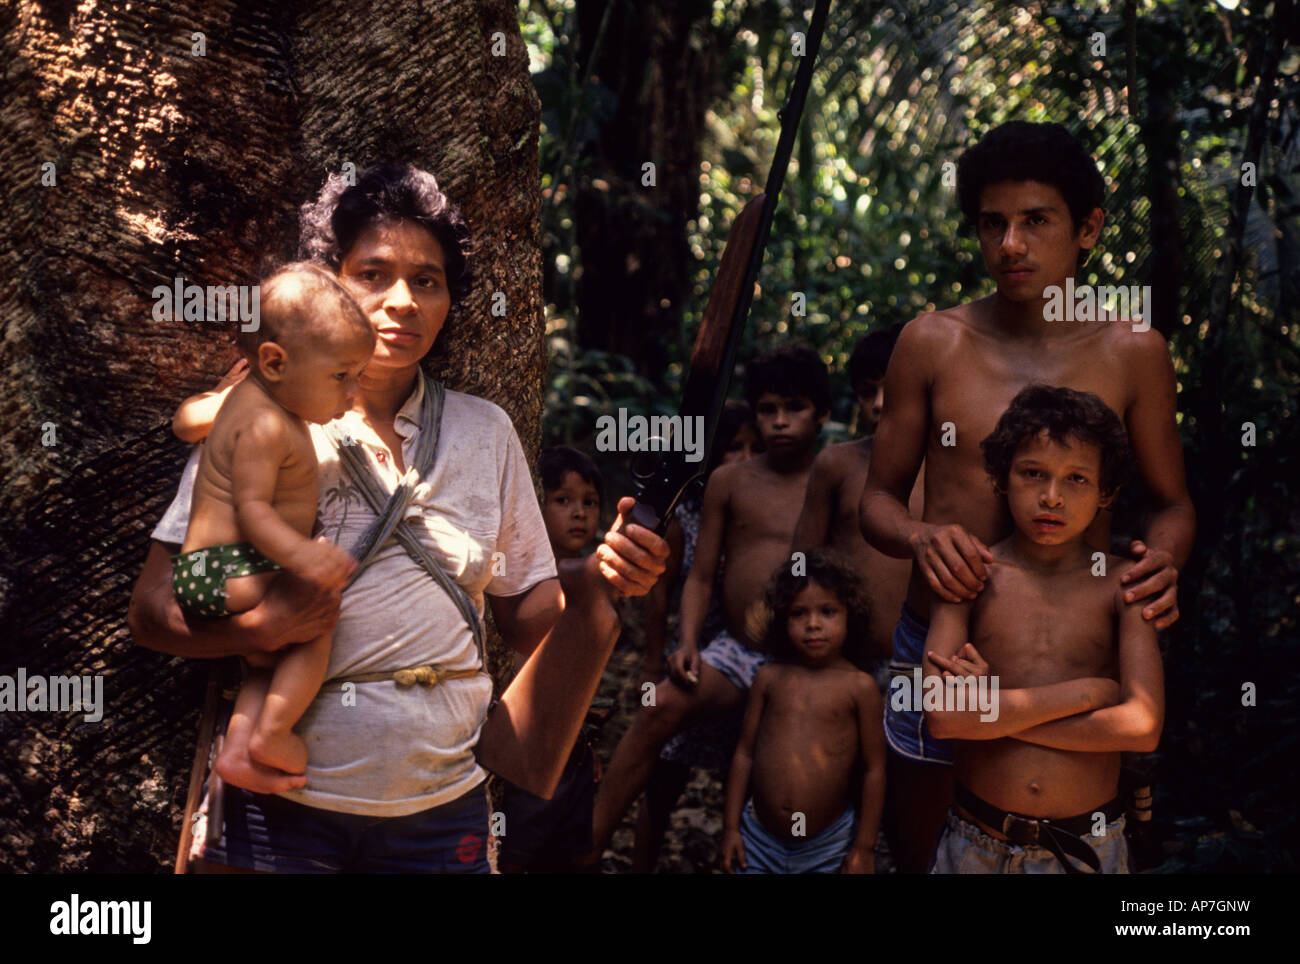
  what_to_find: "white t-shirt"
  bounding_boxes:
[153,377,557,816]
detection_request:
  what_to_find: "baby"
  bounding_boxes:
[721,548,886,873]
[171,262,374,785]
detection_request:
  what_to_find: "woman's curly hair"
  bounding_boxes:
[298,163,474,304]
[980,384,1133,495]
[759,548,873,668]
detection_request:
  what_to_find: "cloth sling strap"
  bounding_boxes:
[323,372,488,676]
[954,782,1124,874]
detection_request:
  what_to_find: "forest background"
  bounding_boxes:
[525,0,1298,872]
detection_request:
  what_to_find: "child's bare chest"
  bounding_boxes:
[728,470,808,543]
[972,567,1118,687]
[765,671,857,735]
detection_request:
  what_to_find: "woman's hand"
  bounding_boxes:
[253,571,343,655]
[593,497,669,599]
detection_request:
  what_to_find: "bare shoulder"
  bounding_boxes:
[223,389,296,445]
[898,305,980,370]
[850,665,884,713]
[1110,555,1141,610]
[984,540,1022,581]
[704,460,744,500]
[1100,324,1174,376]
[812,439,867,484]
[900,307,972,350]
[752,661,783,690]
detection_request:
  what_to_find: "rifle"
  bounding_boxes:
[626,0,833,533]
[475,2,833,800]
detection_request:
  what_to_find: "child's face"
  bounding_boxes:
[542,471,601,559]
[975,180,1101,303]
[261,335,371,424]
[853,377,884,433]
[720,422,761,465]
[338,219,453,373]
[1004,431,1111,546]
[754,392,825,455]
[786,580,848,666]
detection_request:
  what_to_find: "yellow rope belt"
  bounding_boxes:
[319,664,483,691]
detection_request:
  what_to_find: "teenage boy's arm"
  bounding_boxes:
[478,498,668,799]
[231,415,354,588]
[1119,332,1196,629]
[721,668,770,873]
[128,541,342,659]
[843,678,886,874]
[1009,586,1164,752]
[791,448,838,550]
[859,320,991,601]
[640,518,684,684]
[923,599,1119,740]
[670,467,730,685]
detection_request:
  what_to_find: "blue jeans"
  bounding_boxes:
[201,783,491,874]
[737,799,856,874]
[929,808,1130,874]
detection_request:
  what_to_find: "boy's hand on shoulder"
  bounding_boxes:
[720,829,746,874]
[909,523,993,602]
[1121,541,1179,629]
[289,536,357,590]
[841,845,874,875]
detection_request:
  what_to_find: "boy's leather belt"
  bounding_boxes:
[954,782,1124,874]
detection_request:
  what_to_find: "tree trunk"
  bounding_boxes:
[0,0,542,871]
[571,0,724,375]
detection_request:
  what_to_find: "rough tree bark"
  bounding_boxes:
[0,0,542,871]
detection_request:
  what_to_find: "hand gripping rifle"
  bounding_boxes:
[625,0,833,534]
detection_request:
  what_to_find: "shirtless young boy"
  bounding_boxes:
[792,325,918,667]
[859,121,1194,872]
[722,549,885,874]
[925,385,1163,873]
[583,345,830,862]
[171,262,374,785]
[499,447,604,873]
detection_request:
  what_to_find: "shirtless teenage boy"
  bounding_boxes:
[925,386,1163,873]
[584,345,830,862]
[722,549,885,874]
[859,121,1194,872]
[172,262,373,784]
[792,325,919,667]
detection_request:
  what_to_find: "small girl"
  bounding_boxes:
[721,548,886,873]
